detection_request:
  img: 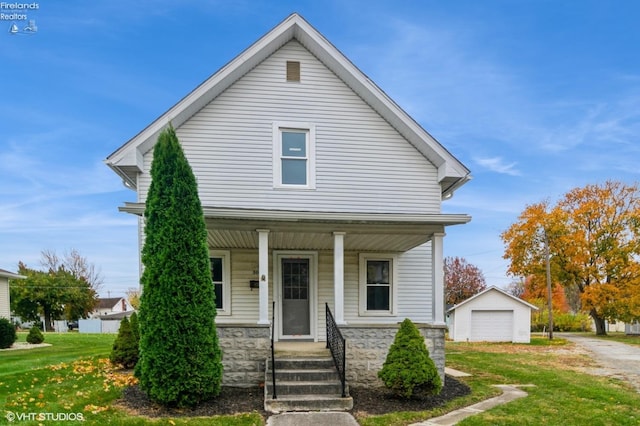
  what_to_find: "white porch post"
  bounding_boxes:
[432,232,446,325]
[333,232,346,324]
[257,229,270,325]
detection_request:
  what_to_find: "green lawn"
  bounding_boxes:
[357,337,640,426]
[0,333,263,426]
[3,334,640,425]
[447,338,640,426]
[1,332,116,378]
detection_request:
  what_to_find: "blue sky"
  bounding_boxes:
[2,1,639,297]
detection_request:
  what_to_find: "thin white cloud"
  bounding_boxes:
[474,157,520,176]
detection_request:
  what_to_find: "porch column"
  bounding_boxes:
[257,229,270,325]
[432,232,446,325]
[333,232,346,324]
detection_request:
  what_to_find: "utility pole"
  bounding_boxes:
[544,230,553,340]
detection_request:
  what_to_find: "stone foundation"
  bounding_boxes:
[340,323,446,387]
[217,324,270,387]
[215,322,445,388]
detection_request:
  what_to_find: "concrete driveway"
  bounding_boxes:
[558,333,640,392]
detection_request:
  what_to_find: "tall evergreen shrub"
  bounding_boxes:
[136,125,222,407]
[129,311,139,346]
[378,318,442,398]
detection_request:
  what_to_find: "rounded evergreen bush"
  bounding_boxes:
[110,317,139,369]
[0,318,17,349]
[26,325,44,344]
[378,318,442,398]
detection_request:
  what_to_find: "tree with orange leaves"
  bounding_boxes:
[501,181,640,335]
[520,275,569,313]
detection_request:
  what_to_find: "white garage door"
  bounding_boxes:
[470,310,514,342]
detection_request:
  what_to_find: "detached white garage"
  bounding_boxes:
[447,286,538,343]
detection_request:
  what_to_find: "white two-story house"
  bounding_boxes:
[106,13,471,388]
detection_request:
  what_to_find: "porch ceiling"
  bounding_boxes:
[203,207,471,252]
[207,227,433,251]
[118,203,471,252]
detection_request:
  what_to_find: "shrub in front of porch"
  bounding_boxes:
[110,316,138,369]
[378,318,442,398]
[136,125,223,407]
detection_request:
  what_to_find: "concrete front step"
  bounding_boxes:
[265,354,352,413]
[266,379,347,396]
[272,357,335,369]
[274,341,330,358]
[270,368,340,382]
[265,394,353,413]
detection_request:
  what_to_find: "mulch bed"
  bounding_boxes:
[350,376,471,415]
[117,375,471,418]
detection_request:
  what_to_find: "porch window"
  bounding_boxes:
[359,254,398,315]
[210,250,231,315]
[273,122,316,189]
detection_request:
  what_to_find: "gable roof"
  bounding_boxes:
[0,269,25,280]
[447,286,539,312]
[96,297,126,310]
[105,13,471,198]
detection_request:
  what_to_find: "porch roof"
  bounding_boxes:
[119,203,471,252]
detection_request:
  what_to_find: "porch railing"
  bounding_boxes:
[270,301,277,399]
[325,303,346,397]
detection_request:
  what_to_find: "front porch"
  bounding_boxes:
[197,207,467,331]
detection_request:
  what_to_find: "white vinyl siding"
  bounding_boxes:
[397,244,432,321]
[0,278,10,320]
[215,249,268,325]
[215,243,433,329]
[137,40,441,214]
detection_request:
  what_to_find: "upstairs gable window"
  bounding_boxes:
[273,122,316,189]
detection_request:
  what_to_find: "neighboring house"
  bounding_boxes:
[91,297,135,319]
[0,269,25,320]
[105,13,471,387]
[447,286,538,343]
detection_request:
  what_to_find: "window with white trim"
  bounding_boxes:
[210,250,231,315]
[273,122,316,189]
[359,254,398,315]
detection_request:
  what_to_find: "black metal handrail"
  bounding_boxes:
[325,303,346,397]
[270,301,277,399]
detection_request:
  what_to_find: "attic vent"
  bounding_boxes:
[286,61,300,82]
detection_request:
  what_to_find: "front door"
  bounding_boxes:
[281,257,311,337]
